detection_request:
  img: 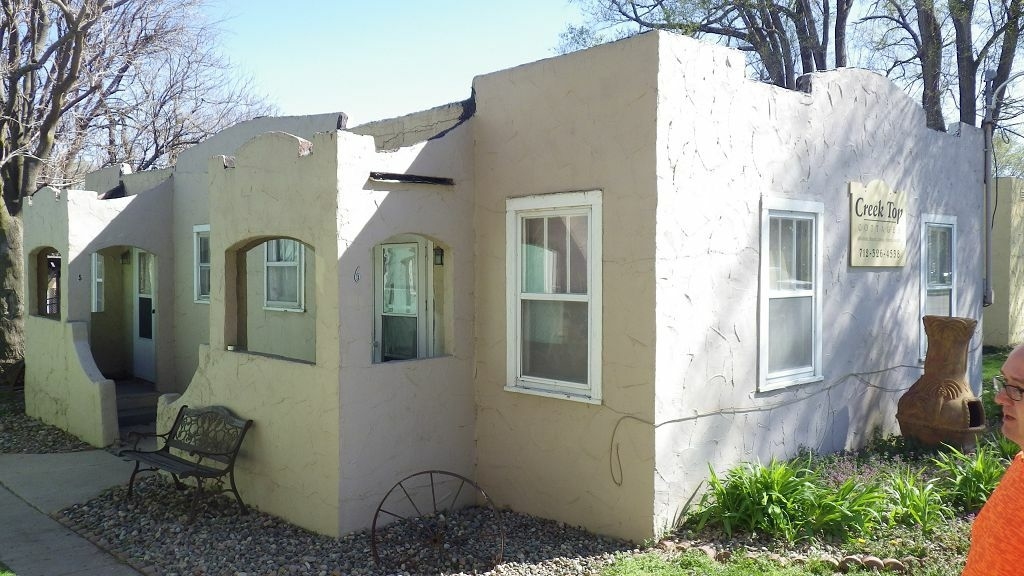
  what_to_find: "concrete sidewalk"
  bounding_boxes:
[0,450,142,575]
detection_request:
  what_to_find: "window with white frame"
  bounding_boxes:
[264,238,304,311]
[506,190,602,403]
[91,252,104,313]
[920,215,956,357]
[759,198,823,391]
[194,225,210,303]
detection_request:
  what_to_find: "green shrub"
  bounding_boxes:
[807,477,885,539]
[694,459,820,542]
[693,458,885,543]
[932,441,1007,513]
[987,432,1020,461]
[883,467,952,534]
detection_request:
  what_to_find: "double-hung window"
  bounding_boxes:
[265,238,304,311]
[759,198,823,391]
[91,253,104,313]
[920,215,956,357]
[193,225,210,303]
[506,190,602,403]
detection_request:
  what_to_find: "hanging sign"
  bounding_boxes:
[849,180,907,267]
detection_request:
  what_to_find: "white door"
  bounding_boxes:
[132,249,157,382]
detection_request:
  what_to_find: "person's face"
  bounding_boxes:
[996,347,1024,446]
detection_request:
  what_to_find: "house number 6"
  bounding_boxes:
[353,266,360,283]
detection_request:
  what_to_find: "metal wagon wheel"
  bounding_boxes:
[371,470,504,574]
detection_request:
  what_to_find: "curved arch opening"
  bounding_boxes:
[225,236,317,364]
[29,247,62,320]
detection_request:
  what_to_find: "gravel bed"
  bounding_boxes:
[0,390,92,453]
[58,475,639,576]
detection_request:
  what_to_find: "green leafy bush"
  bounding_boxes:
[693,458,885,543]
[883,467,952,534]
[932,441,1007,513]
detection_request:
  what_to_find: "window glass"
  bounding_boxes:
[921,218,956,353]
[195,227,210,302]
[521,300,588,384]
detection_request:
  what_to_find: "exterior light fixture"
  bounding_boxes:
[433,246,444,266]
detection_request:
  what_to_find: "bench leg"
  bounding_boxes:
[126,461,143,498]
[228,473,247,515]
[188,477,204,522]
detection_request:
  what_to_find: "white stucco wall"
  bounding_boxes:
[649,35,985,535]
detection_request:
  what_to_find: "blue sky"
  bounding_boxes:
[209,1,583,125]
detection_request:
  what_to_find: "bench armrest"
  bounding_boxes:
[127,430,170,451]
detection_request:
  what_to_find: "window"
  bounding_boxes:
[506,191,602,403]
[759,198,823,391]
[194,225,210,303]
[91,253,104,313]
[264,239,304,310]
[372,234,451,363]
[920,215,956,357]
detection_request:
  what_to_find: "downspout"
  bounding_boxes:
[983,71,995,308]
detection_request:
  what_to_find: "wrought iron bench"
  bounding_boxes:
[119,404,253,516]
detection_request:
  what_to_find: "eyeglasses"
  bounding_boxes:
[995,375,1024,401]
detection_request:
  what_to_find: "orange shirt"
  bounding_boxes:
[963,452,1024,576]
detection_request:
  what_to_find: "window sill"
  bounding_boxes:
[504,384,601,405]
[758,374,824,393]
[194,299,210,305]
[263,305,304,313]
[225,346,315,365]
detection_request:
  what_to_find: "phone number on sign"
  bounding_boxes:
[857,248,902,259]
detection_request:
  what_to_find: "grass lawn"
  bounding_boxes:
[598,348,1016,576]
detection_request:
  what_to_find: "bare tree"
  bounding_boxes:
[0,0,273,375]
[565,0,855,89]
[861,0,1023,129]
[566,0,1022,131]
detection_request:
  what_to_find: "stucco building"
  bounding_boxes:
[22,31,985,542]
[983,177,1024,347]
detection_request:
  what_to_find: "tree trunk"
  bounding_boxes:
[949,0,978,125]
[916,0,947,130]
[0,195,25,376]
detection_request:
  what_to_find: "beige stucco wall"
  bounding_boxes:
[166,130,343,535]
[472,35,659,541]
[88,247,129,377]
[167,114,345,392]
[243,246,317,363]
[334,124,477,534]
[350,100,471,150]
[21,186,174,446]
[984,177,1024,347]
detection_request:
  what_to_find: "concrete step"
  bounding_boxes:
[116,391,161,411]
[117,406,157,427]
